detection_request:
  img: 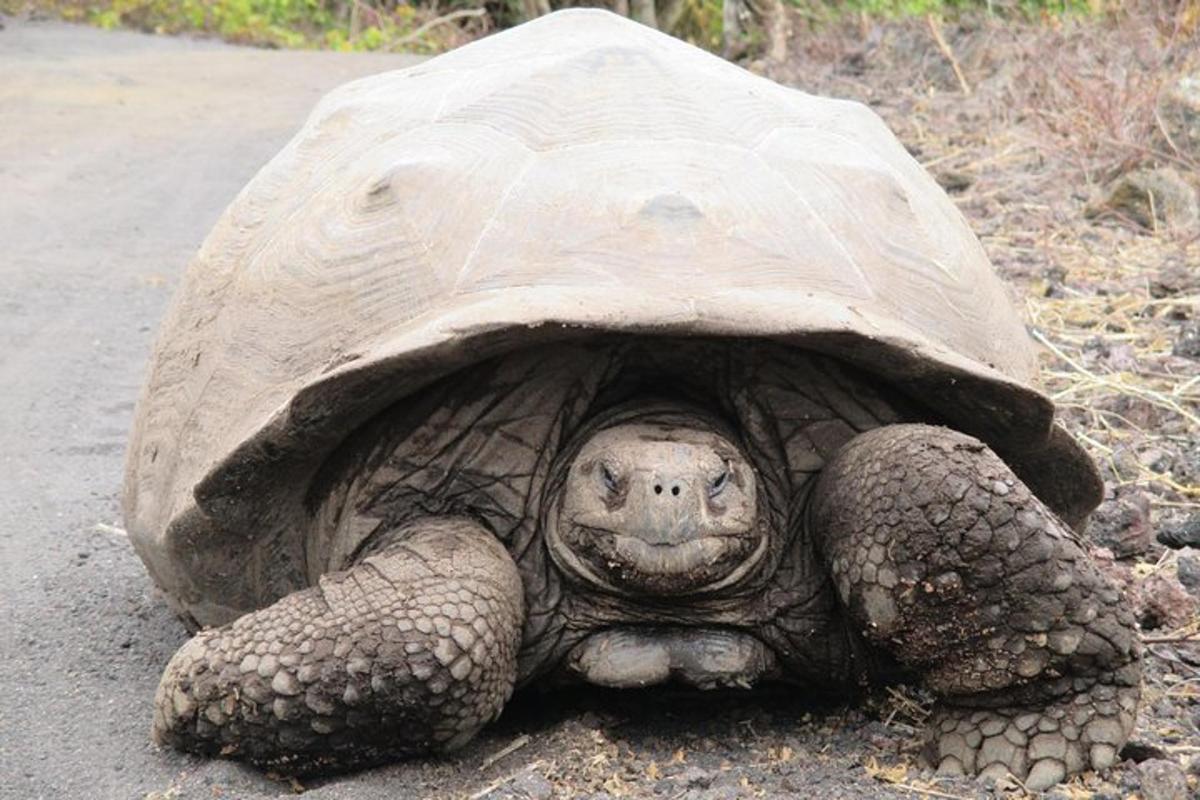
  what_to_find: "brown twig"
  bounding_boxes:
[479,734,532,771]
[1142,633,1200,644]
[389,7,486,49]
[893,784,975,800]
[925,14,971,96]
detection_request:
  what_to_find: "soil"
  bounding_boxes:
[1,10,1197,800]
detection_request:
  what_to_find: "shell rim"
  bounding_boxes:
[190,285,1066,529]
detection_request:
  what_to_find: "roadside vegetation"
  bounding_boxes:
[4,0,1106,54]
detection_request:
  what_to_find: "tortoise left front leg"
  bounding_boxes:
[153,517,523,773]
[810,424,1141,790]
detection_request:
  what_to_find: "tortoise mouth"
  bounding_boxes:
[551,521,767,595]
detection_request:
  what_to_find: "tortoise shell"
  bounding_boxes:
[124,10,1094,627]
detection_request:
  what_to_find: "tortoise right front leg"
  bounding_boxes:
[153,517,523,774]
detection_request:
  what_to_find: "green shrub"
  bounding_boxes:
[20,0,464,51]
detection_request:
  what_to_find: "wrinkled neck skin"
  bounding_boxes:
[315,341,906,694]
[527,400,865,693]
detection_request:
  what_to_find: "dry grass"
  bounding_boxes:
[777,2,1200,517]
[1005,5,1200,512]
[775,19,1200,790]
[1026,248,1200,505]
[1018,7,1200,180]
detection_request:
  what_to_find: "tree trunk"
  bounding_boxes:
[721,0,744,59]
[658,0,687,32]
[521,0,552,20]
[757,0,788,63]
[630,0,659,28]
[722,0,788,62]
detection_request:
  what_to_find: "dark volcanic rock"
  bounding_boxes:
[1158,515,1200,549]
[1137,758,1189,800]
[1173,323,1200,360]
[1176,550,1200,593]
[1090,490,1154,558]
[1092,548,1197,630]
[1135,573,1199,631]
[1086,168,1199,232]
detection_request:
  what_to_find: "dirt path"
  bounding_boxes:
[0,20,429,798]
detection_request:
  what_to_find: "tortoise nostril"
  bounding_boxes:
[654,485,663,495]
[671,485,680,496]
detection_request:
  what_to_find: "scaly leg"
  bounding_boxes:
[810,425,1140,790]
[153,517,523,774]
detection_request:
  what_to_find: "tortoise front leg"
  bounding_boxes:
[153,517,523,774]
[810,424,1141,791]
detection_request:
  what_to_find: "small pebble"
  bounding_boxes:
[1138,758,1189,800]
[489,768,553,800]
[1158,517,1200,550]
[1089,490,1153,558]
[676,766,714,789]
[1178,550,1200,592]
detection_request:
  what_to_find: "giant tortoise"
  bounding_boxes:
[125,10,1140,790]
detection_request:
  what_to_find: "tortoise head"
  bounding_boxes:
[548,419,767,596]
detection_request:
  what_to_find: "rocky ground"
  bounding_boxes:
[1,8,1198,800]
[769,9,1200,798]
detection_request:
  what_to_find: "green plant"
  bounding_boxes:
[16,0,1103,54]
[21,0,476,51]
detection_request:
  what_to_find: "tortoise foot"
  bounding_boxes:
[928,676,1139,790]
[152,517,523,774]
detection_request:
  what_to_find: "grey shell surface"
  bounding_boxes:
[124,9,1092,626]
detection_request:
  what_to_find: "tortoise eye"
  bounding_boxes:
[709,468,729,498]
[600,463,620,495]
